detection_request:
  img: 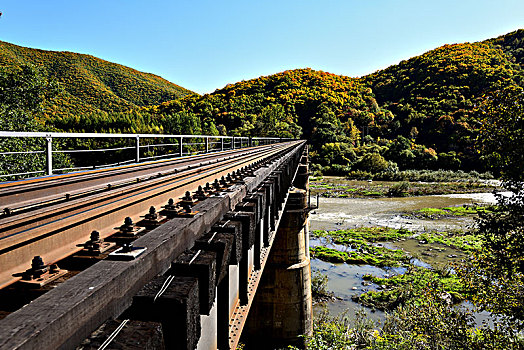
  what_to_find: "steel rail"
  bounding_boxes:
[0,143,282,211]
[0,144,283,240]
[0,141,301,289]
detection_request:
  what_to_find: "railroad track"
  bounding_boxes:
[0,141,301,290]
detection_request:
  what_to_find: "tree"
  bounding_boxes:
[310,104,348,146]
[355,153,389,173]
[0,65,63,178]
[458,85,524,331]
[476,85,524,180]
[315,142,357,166]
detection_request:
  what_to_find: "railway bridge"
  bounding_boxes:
[0,132,313,350]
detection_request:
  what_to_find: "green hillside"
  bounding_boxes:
[151,68,383,140]
[0,40,195,119]
[149,30,524,175]
[2,30,523,176]
[362,32,523,170]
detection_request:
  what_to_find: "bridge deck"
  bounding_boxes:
[0,140,306,350]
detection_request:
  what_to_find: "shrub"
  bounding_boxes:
[311,271,331,300]
[387,181,410,197]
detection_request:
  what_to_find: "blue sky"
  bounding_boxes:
[1,0,523,94]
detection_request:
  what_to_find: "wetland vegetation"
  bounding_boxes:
[306,176,524,349]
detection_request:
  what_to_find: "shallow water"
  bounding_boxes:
[309,192,497,321]
[309,192,501,233]
[312,258,396,323]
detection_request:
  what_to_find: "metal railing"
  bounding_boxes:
[0,131,290,180]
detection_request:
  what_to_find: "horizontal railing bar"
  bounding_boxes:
[138,143,179,148]
[140,152,184,161]
[53,158,138,173]
[0,150,45,155]
[53,146,135,154]
[0,131,291,140]
[0,170,45,178]
[183,142,205,146]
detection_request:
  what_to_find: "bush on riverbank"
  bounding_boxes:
[311,271,335,302]
[296,290,523,350]
[373,169,494,182]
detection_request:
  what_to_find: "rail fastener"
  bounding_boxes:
[172,203,199,218]
[160,198,178,218]
[179,191,197,207]
[75,230,116,257]
[138,206,166,229]
[16,256,68,288]
[193,186,209,201]
[111,217,146,239]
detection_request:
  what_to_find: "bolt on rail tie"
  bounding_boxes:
[153,275,175,303]
[220,220,231,228]
[189,250,202,265]
[207,232,218,244]
[97,319,129,350]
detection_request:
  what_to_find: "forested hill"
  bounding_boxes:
[150,29,524,174]
[151,68,382,140]
[488,29,524,67]
[361,30,524,171]
[0,40,195,118]
[2,30,523,175]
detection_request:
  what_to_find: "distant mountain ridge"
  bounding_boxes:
[2,29,523,173]
[149,29,524,172]
[0,40,195,118]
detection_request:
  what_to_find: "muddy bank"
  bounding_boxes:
[309,192,501,232]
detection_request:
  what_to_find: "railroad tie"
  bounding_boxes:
[256,185,272,247]
[170,249,217,316]
[129,275,200,350]
[192,231,234,350]
[79,319,166,350]
[262,178,278,231]
[193,231,234,284]
[235,197,263,271]
[223,210,256,305]
[212,220,243,265]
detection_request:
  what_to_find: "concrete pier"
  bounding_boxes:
[245,160,313,349]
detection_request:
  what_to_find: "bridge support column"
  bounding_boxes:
[245,173,312,348]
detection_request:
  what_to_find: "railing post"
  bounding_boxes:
[249,137,252,147]
[179,137,183,157]
[205,137,209,153]
[46,135,53,175]
[135,135,140,163]
[221,138,224,151]
[232,137,235,150]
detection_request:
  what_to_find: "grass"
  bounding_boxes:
[416,230,482,251]
[354,266,467,310]
[313,227,413,244]
[311,226,480,311]
[408,205,495,219]
[310,245,411,267]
